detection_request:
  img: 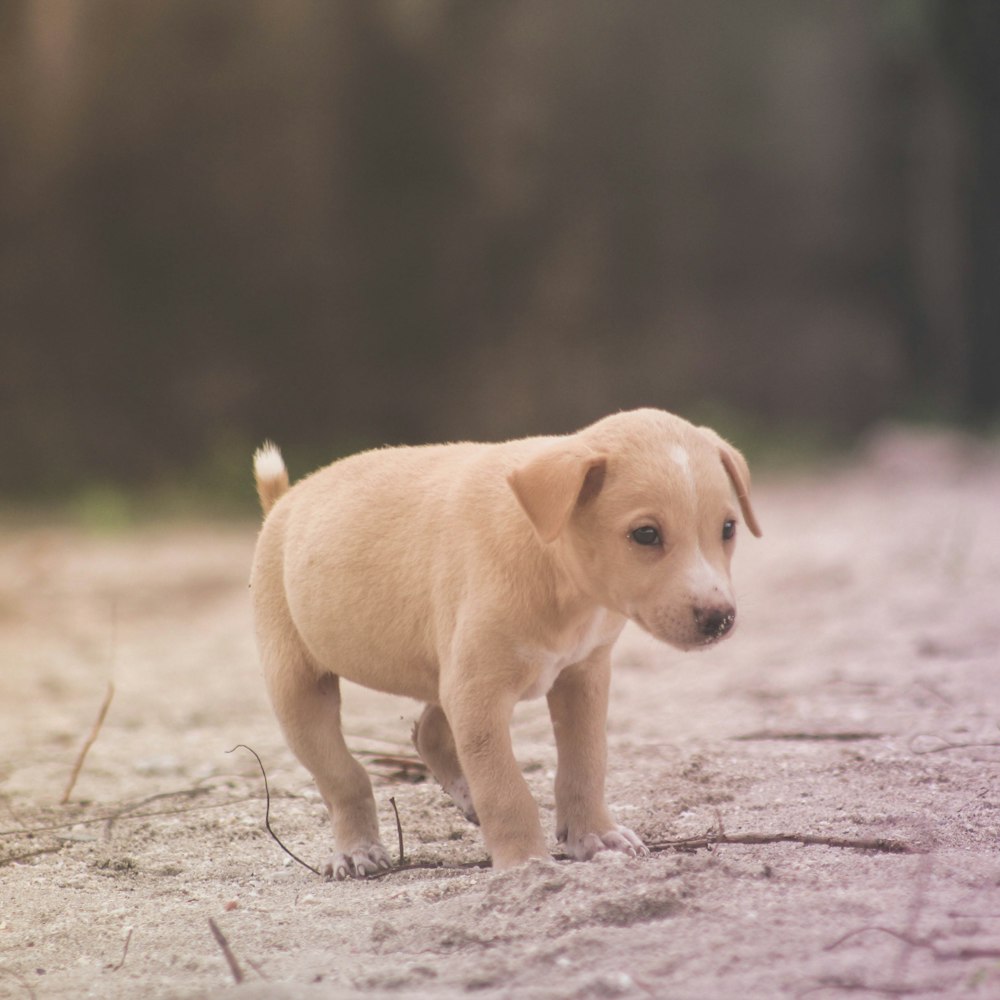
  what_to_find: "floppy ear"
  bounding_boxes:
[507,442,608,543]
[699,427,763,538]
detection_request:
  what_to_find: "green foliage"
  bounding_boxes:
[2,1,997,497]
[686,402,844,473]
[69,483,138,533]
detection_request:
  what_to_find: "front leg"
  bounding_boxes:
[546,645,649,861]
[441,675,549,870]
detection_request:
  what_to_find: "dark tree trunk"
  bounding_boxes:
[939,0,1000,424]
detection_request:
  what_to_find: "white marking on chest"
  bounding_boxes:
[519,609,620,701]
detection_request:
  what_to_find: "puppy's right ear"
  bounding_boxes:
[507,443,607,543]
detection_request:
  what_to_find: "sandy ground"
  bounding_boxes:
[2,427,999,1000]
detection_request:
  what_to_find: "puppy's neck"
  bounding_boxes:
[546,536,609,622]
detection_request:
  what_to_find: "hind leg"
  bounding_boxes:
[412,703,479,825]
[267,661,391,879]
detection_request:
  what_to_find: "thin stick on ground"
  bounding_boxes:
[0,789,255,839]
[369,857,491,878]
[61,681,115,805]
[102,786,213,836]
[389,796,405,864]
[825,924,1000,961]
[245,958,269,981]
[227,744,322,877]
[208,918,244,984]
[108,927,133,972]
[0,844,65,868]
[733,730,884,743]
[368,826,918,880]
[646,831,916,855]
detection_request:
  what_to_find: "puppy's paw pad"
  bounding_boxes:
[564,825,649,862]
[324,842,393,881]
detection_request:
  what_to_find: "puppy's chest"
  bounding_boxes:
[519,609,621,701]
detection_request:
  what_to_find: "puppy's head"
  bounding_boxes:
[508,409,761,651]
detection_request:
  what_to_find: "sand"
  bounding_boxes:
[2,426,999,999]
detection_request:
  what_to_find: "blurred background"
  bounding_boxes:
[2,0,998,510]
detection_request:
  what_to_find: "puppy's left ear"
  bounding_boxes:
[508,442,608,543]
[699,427,763,538]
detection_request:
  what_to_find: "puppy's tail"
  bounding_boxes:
[253,441,290,515]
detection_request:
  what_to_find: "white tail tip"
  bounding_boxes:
[253,441,289,514]
[253,440,285,480]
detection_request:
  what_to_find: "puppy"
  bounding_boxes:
[250,408,760,878]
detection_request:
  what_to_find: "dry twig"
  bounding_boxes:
[0,789,256,840]
[369,857,491,878]
[389,796,405,864]
[61,681,115,804]
[796,980,918,997]
[0,844,65,868]
[102,786,213,835]
[646,831,915,855]
[367,824,916,880]
[245,958,270,981]
[825,925,1000,961]
[208,918,244,984]
[227,744,322,877]
[107,927,133,972]
[734,730,883,743]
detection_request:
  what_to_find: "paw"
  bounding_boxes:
[442,776,480,826]
[324,841,392,881]
[560,825,649,862]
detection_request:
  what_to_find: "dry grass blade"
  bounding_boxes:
[61,681,115,805]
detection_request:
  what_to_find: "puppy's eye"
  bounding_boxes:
[630,526,661,546]
[722,520,736,541]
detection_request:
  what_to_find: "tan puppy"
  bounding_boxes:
[250,408,761,878]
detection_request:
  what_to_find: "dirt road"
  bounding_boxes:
[2,427,999,999]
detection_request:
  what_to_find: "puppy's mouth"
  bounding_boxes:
[631,609,736,652]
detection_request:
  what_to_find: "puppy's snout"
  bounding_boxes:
[693,604,736,641]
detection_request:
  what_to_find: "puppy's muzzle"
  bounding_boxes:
[693,605,736,642]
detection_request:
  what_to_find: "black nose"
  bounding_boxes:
[694,605,736,639]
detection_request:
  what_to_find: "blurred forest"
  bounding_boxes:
[1,0,998,499]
